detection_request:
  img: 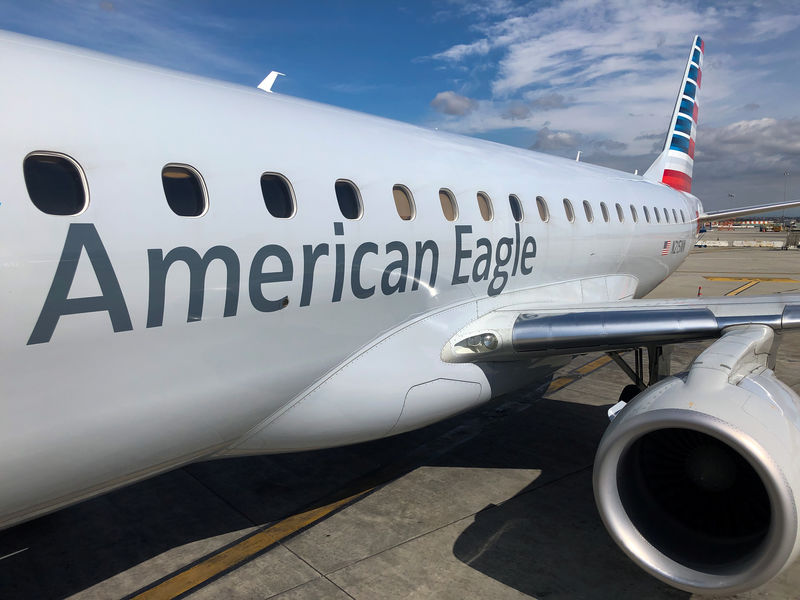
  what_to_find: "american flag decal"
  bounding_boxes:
[661,241,672,255]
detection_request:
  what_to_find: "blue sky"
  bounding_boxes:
[2,0,799,211]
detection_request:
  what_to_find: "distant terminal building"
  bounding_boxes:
[709,218,778,230]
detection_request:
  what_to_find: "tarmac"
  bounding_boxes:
[1,244,799,600]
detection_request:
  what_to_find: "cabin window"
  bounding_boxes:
[335,179,363,220]
[536,196,549,222]
[654,206,661,223]
[24,152,88,216]
[680,209,686,223]
[600,202,610,222]
[260,173,295,218]
[563,198,575,223]
[664,208,670,223]
[162,164,207,217]
[630,204,638,223]
[393,184,415,220]
[438,188,457,221]
[583,200,593,222]
[509,194,523,222]
[615,203,625,222]
[477,192,493,221]
[673,208,679,223]
[643,205,651,223]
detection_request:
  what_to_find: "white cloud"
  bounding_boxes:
[432,38,491,62]
[0,0,256,80]
[428,1,800,149]
[431,90,478,115]
[424,0,800,205]
[748,14,800,41]
[532,127,581,151]
[700,118,800,172]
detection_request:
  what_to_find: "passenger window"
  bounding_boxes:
[654,206,661,223]
[583,200,593,222]
[615,203,625,222]
[673,208,679,223]
[600,202,610,222]
[393,185,415,220]
[536,196,549,222]
[24,152,88,216]
[477,192,493,221]
[664,208,670,223]
[162,164,207,217]
[563,198,575,223]
[260,173,295,218]
[335,179,363,220]
[439,188,458,221]
[509,194,523,222]
[643,205,651,223]
[630,204,638,223]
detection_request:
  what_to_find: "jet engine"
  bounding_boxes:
[594,324,800,594]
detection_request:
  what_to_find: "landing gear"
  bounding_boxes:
[608,345,672,391]
[618,384,642,403]
[606,345,673,420]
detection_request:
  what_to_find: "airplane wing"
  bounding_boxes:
[442,293,800,362]
[442,292,800,595]
[699,199,800,222]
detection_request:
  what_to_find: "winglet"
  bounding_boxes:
[644,36,704,193]
[258,71,285,93]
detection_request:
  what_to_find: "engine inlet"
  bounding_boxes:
[617,428,770,572]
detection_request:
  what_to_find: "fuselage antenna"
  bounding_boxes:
[258,71,285,93]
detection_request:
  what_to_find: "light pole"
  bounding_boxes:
[783,171,789,228]
[728,194,734,230]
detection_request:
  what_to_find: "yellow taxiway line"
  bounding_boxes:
[546,354,613,393]
[725,280,761,296]
[130,489,371,600]
[705,276,799,283]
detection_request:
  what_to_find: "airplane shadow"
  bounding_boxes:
[0,392,688,599]
[428,396,689,600]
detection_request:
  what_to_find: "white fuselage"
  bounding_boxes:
[0,31,699,528]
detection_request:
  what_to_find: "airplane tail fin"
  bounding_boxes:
[643,35,704,193]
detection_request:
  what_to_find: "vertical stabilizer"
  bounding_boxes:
[644,35,704,192]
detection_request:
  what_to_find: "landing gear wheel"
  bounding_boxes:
[619,384,642,403]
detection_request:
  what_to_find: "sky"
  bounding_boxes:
[2,0,799,212]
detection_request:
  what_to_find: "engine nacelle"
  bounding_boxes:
[594,325,800,594]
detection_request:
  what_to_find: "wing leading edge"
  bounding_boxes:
[699,199,800,222]
[442,294,800,362]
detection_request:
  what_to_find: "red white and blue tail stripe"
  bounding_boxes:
[644,36,703,193]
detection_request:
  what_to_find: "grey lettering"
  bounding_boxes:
[300,243,329,307]
[520,236,536,275]
[412,240,438,291]
[249,244,292,312]
[381,241,409,295]
[28,223,132,345]
[451,225,472,285]
[488,236,513,296]
[472,238,491,282]
[147,245,240,327]
[352,242,378,299]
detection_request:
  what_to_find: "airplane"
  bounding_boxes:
[2,30,800,595]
